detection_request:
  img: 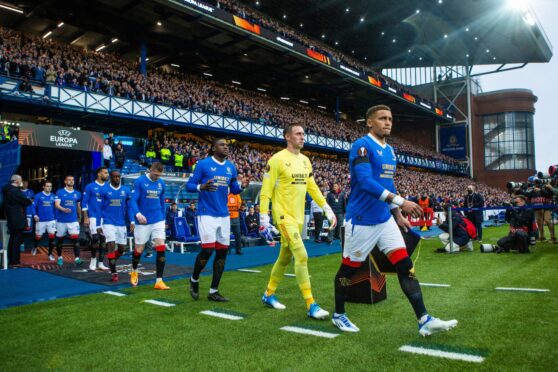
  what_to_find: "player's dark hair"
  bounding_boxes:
[65,175,74,180]
[95,166,108,176]
[212,137,226,147]
[109,170,120,176]
[283,123,304,137]
[43,180,52,187]
[365,105,391,120]
[150,162,164,172]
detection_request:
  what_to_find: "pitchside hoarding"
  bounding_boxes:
[18,122,104,152]
[439,124,467,160]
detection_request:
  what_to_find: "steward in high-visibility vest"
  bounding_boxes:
[160,147,171,163]
[146,148,156,159]
[174,153,184,169]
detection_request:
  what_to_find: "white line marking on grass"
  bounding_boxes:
[280,326,339,339]
[495,287,549,293]
[103,291,126,297]
[420,283,451,288]
[200,310,244,320]
[399,345,484,363]
[237,269,261,273]
[143,299,176,307]
[284,273,311,278]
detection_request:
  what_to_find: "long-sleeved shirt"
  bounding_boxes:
[345,133,397,225]
[103,144,113,160]
[260,149,325,226]
[186,156,241,217]
[129,174,166,224]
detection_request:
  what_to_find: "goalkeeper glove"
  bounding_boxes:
[323,204,337,230]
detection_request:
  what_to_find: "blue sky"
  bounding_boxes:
[480,0,557,175]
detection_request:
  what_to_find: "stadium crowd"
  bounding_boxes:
[143,132,507,207]
[0,26,450,155]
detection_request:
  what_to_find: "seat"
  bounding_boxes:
[169,217,200,253]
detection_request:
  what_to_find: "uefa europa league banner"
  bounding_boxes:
[439,124,467,160]
[18,122,104,152]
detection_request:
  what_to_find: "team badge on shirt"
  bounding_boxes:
[358,147,368,157]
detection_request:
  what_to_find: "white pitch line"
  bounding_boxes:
[103,291,127,297]
[200,310,244,320]
[237,269,262,273]
[420,283,451,288]
[399,345,484,363]
[280,326,339,339]
[143,299,176,307]
[495,287,549,293]
[284,273,296,277]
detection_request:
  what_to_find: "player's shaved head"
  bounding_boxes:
[212,138,229,160]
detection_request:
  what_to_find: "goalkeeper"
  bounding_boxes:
[259,123,337,320]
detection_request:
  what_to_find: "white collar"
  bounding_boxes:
[368,133,387,149]
[146,173,155,182]
[109,184,121,191]
[42,191,51,196]
[211,156,226,166]
[64,187,74,193]
[95,180,105,186]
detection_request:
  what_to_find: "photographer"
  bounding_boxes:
[465,185,484,241]
[494,195,534,254]
[529,179,555,243]
[435,208,474,253]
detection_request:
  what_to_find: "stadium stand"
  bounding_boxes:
[0,26,445,145]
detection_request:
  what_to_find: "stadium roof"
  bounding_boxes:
[238,0,553,68]
[0,0,551,122]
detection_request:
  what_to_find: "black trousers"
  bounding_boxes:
[8,229,24,265]
[329,213,344,240]
[230,218,242,253]
[313,212,324,241]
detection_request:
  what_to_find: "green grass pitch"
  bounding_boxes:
[1,225,557,371]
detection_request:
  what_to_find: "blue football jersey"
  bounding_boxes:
[34,191,56,221]
[345,134,397,225]
[82,181,107,218]
[55,188,82,223]
[100,184,132,227]
[129,174,165,224]
[186,156,242,217]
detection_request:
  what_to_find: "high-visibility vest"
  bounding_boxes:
[419,197,430,210]
[146,150,156,158]
[2,127,10,140]
[228,193,241,219]
[191,161,198,173]
[160,148,171,162]
[174,154,184,167]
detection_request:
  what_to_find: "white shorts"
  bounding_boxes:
[197,215,230,249]
[56,222,80,238]
[36,220,57,237]
[134,221,166,245]
[89,217,103,234]
[103,224,128,245]
[343,216,406,263]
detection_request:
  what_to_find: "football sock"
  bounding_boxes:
[107,250,117,274]
[132,249,141,270]
[72,238,80,258]
[155,249,166,279]
[395,257,427,319]
[56,239,63,257]
[48,238,55,255]
[210,248,228,290]
[334,263,359,314]
[192,248,214,281]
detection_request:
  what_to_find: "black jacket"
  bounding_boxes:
[439,213,471,247]
[326,191,346,214]
[245,213,259,233]
[2,183,32,231]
